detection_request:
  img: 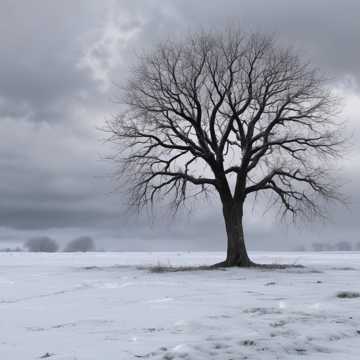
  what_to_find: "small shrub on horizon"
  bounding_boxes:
[63,236,95,252]
[24,237,59,252]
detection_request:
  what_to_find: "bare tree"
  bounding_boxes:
[24,237,59,252]
[63,236,95,252]
[106,29,344,267]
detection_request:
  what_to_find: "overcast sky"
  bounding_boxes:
[1,0,359,251]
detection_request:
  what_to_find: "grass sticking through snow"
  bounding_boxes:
[336,291,360,299]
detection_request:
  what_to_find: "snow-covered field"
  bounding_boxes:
[0,252,360,360]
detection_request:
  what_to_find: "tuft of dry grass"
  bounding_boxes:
[139,262,306,273]
[138,263,223,273]
[254,263,305,270]
[336,291,360,299]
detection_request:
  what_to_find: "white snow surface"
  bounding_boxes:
[0,251,360,359]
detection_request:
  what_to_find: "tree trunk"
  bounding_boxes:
[219,200,254,267]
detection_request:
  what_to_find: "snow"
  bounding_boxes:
[0,252,360,359]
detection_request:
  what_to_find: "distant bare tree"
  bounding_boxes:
[25,237,59,252]
[355,241,360,251]
[335,241,352,251]
[107,28,344,267]
[63,236,95,252]
[312,243,325,252]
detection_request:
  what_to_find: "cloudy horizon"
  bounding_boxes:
[1,0,360,251]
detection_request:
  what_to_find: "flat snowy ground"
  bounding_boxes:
[0,252,360,360]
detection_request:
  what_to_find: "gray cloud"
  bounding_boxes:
[0,2,101,102]
[0,0,359,251]
[169,0,360,84]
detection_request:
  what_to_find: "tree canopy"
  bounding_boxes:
[106,29,344,266]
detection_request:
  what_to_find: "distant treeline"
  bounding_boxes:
[294,241,360,252]
[0,236,96,252]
